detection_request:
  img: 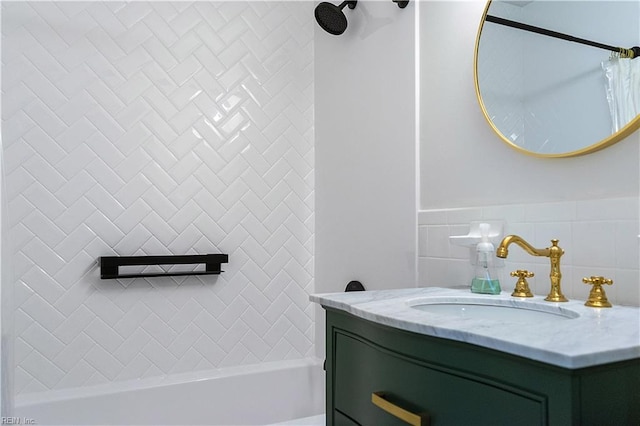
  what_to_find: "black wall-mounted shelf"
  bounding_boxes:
[100,254,228,279]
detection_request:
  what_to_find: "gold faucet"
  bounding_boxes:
[496,235,568,302]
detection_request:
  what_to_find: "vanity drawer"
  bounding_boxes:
[333,332,545,426]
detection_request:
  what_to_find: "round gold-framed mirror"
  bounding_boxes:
[474,0,640,158]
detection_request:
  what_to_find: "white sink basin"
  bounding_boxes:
[408,297,580,322]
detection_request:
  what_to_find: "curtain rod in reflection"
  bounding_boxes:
[486,15,640,59]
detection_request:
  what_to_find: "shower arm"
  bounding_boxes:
[392,0,409,8]
[339,0,356,10]
[486,15,640,59]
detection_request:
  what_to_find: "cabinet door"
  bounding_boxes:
[334,410,361,426]
[334,332,546,426]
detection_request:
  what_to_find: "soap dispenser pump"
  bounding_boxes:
[471,223,501,294]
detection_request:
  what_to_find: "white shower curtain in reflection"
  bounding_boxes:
[602,58,640,132]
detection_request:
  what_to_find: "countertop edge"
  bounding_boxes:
[310,288,640,369]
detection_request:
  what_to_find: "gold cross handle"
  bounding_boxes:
[510,270,534,298]
[582,276,613,308]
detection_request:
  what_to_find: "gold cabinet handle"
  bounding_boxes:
[371,391,430,426]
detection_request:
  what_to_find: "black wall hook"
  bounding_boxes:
[345,280,365,292]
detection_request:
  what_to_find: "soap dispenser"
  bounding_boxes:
[471,223,501,294]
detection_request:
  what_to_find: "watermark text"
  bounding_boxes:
[2,418,36,425]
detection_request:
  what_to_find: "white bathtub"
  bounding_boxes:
[14,358,325,425]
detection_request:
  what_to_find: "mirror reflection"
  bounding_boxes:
[475,0,640,157]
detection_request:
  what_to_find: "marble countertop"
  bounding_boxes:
[310,287,640,369]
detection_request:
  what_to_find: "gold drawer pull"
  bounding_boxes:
[371,391,430,426]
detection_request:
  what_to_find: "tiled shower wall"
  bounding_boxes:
[2,1,314,395]
[418,197,640,306]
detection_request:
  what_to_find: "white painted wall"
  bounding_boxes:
[314,0,417,356]
[0,4,7,416]
[0,131,4,418]
[420,0,639,209]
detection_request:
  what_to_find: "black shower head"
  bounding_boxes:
[314,1,357,36]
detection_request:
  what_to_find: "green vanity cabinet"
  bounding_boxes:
[325,308,640,426]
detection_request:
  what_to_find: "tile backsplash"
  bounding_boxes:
[419,197,639,306]
[2,1,314,395]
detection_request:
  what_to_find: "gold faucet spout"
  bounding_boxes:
[496,235,568,302]
[496,235,550,259]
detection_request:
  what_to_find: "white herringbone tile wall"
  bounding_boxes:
[2,1,314,395]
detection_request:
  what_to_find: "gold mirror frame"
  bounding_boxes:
[473,0,640,158]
